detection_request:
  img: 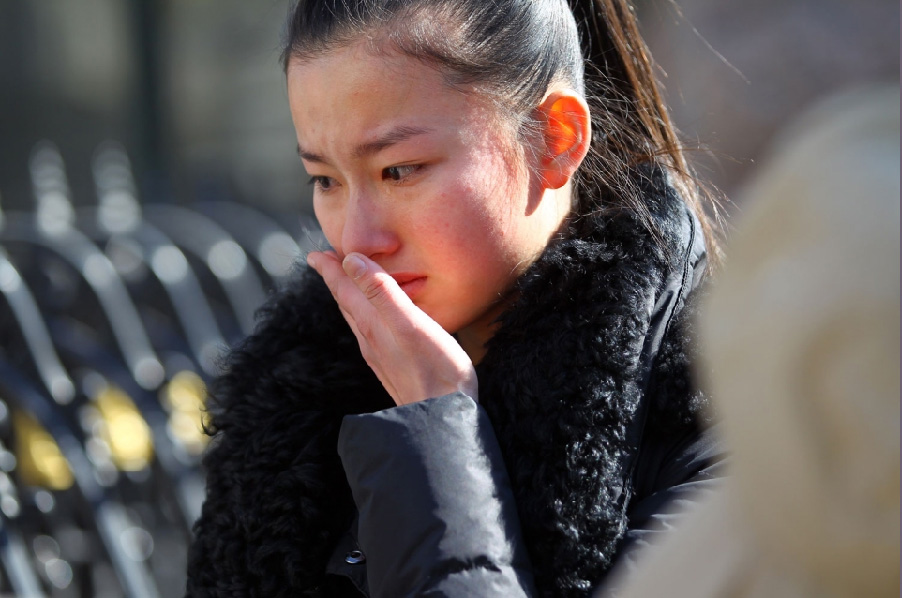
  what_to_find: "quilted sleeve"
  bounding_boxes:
[337,393,536,598]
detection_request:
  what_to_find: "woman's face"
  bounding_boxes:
[286,43,568,346]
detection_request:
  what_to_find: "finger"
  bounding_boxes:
[309,251,375,315]
[341,253,414,314]
[338,304,402,402]
[338,304,365,345]
[310,251,417,327]
[306,250,339,279]
[310,252,422,363]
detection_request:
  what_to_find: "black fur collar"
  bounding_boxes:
[187,167,700,597]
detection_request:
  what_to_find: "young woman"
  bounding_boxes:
[186,1,724,596]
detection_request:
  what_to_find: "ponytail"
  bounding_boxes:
[568,0,722,264]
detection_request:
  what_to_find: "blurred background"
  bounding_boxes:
[2,0,897,214]
[0,0,897,596]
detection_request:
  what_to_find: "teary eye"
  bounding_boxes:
[383,165,418,181]
[309,176,336,191]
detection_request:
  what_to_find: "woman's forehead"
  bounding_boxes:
[286,44,498,154]
[287,42,470,109]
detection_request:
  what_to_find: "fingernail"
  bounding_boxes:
[343,254,367,279]
[306,253,319,270]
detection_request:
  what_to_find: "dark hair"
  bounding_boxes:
[281,0,721,264]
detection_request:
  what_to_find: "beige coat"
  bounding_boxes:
[600,85,900,598]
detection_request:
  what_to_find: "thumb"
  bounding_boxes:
[342,253,405,310]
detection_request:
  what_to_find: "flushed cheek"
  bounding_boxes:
[425,226,519,296]
[413,202,505,263]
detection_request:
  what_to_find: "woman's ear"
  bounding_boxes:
[536,89,591,190]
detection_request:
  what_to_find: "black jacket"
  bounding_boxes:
[186,167,724,597]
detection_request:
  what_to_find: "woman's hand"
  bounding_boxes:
[307,251,478,406]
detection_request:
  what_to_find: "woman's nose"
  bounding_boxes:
[339,192,400,260]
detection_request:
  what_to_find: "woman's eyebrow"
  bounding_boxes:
[297,144,326,164]
[296,125,434,164]
[352,126,434,159]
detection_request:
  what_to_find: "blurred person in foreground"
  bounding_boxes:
[598,84,900,597]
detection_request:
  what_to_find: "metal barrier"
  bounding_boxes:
[0,141,319,597]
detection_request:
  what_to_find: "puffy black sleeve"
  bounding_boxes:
[615,424,726,571]
[337,393,536,597]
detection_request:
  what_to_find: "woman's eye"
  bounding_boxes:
[382,165,419,182]
[308,175,336,192]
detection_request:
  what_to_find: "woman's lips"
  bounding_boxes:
[390,274,426,299]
